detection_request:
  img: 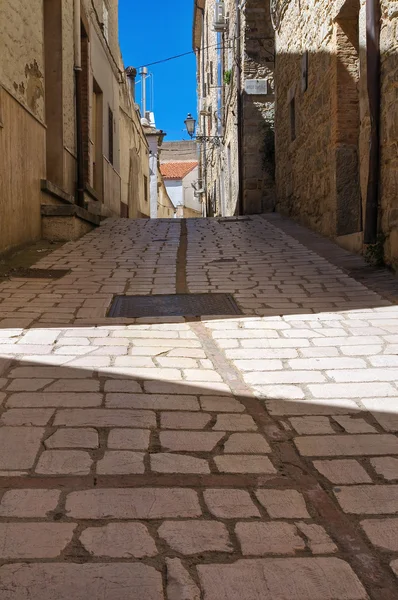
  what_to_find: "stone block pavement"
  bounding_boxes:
[0,214,398,598]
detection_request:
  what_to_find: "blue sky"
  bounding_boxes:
[119,0,197,141]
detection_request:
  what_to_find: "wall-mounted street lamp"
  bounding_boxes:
[184,113,222,147]
[184,113,197,139]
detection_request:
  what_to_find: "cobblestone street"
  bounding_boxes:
[1,215,398,599]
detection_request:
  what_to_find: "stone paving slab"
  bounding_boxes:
[1,216,398,597]
[197,558,368,599]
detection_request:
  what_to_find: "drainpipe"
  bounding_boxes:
[199,7,209,216]
[364,0,381,244]
[236,0,244,215]
[74,0,85,207]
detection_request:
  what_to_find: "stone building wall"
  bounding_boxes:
[119,79,150,218]
[379,0,398,266]
[194,0,275,217]
[275,0,340,237]
[0,0,151,254]
[0,0,45,122]
[240,0,275,213]
[62,0,76,158]
[162,141,198,162]
[222,0,242,216]
[0,0,46,253]
[275,0,398,267]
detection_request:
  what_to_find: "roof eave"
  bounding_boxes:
[193,0,205,51]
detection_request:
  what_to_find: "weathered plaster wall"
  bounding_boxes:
[158,174,176,219]
[162,141,198,162]
[241,0,275,213]
[128,145,150,219]
[158,168,175,219]
[0,0,151,255]
[88,9,121,217]
[183,167,202,213]
[0,0,45,253]
[195,0,275,217]
[0,89,45,254]
[62,0,76,156]
[119,83,149,219]
[0,0,45,121]
[182,206,202,218]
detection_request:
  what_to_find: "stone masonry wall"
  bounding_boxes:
[275,0,398,267]
[275,0,340,236]
[0,0,45,122]
[62,0,76,155]
[0,0,46,254]
[380,0,398,268]
[197,0,275,216]
[241,0,275,213]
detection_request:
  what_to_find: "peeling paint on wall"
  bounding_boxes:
[25,60,44,112]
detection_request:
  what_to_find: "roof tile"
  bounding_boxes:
[160,161,198,180]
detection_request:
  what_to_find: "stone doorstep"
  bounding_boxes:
[41,204,101,226]
[41,180,74,205]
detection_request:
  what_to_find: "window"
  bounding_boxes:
[103,1,109,42]
[289,97,296,142]
[301,52,309,93]
[92,79,103,195]
[108,107,114,165]
[144,176,148,202]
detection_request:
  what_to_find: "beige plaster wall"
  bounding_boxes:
[158,173,176,219]
[62,0,76,155]
[0,88,45,254]
[0,0,45,122]
[0,0,46,254]
[119,79,150,220]
[380,0,398,267]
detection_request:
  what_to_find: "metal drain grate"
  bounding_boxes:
[10,269,70,279]
[218,217,251,223]
[108,294,242,318]
[210,258,237,264]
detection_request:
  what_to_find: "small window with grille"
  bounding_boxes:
[103,1,109,41]
[290,97,296,142]
[108,107,114,164]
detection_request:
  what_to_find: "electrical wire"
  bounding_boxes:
[135,37,240,70]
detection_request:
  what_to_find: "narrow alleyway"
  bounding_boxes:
[1,215,398,599]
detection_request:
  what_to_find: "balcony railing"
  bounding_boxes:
[270,0,290,31]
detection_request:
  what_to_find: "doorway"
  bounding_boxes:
[333,0,362,236]
[92,79,103,199]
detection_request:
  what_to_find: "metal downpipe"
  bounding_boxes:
[364,0,381,244]
[74,0,85,208]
